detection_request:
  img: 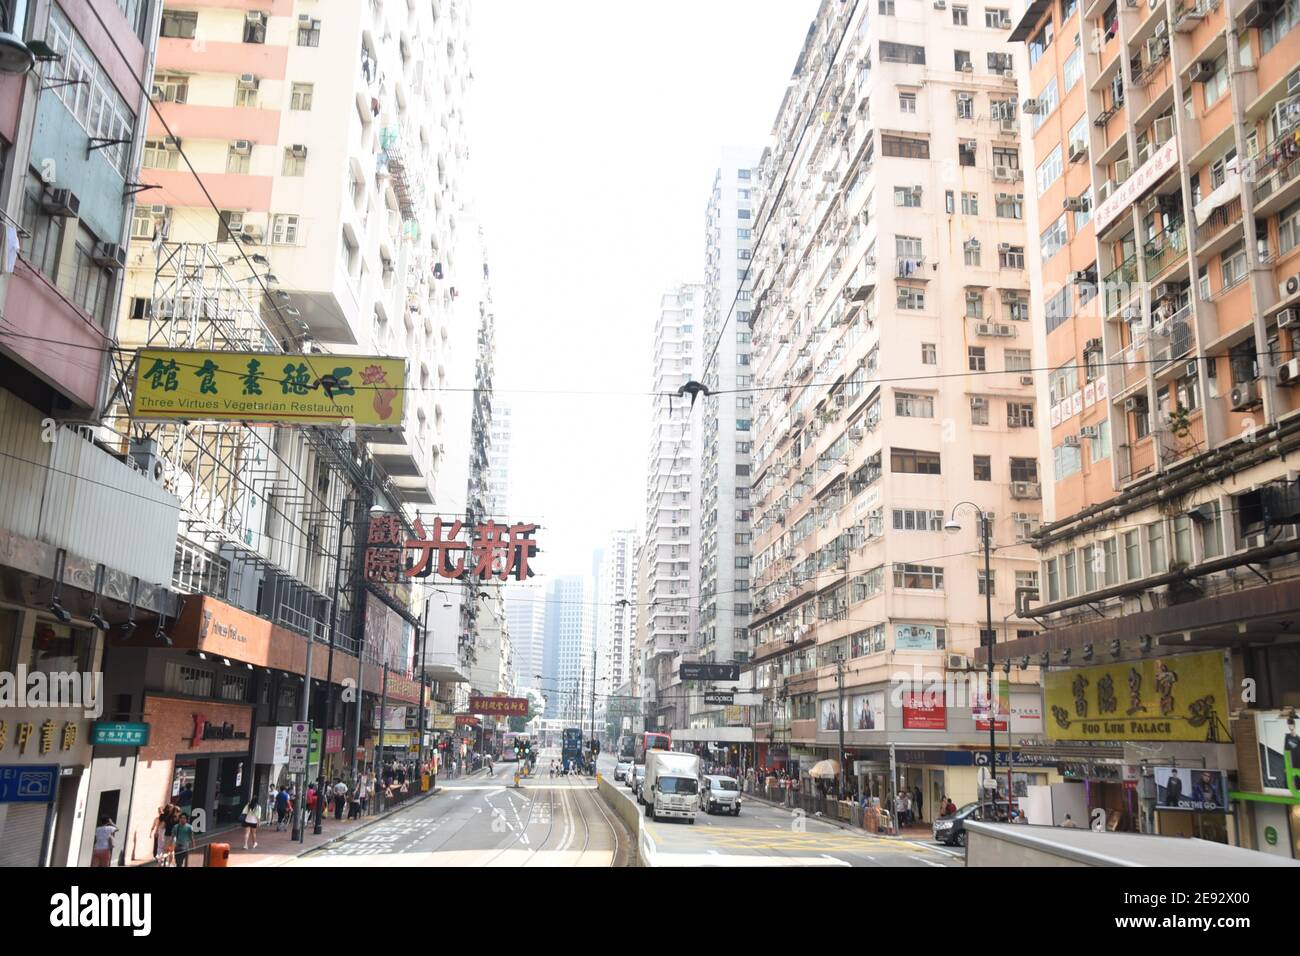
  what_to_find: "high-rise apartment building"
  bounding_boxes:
[544,574,593,723]
[990,0,1300,851]
[506,581,547,689]
[636,284,704,731]
[695,150,763,733]
[487,400,512,516]
[746,0,1046,806]
[599,530,640,705]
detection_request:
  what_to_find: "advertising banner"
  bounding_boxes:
[1044,651,1229,742]
[819,698,845,732]
[1257,711,1300,796]
[894,623,944,651]
[468,695,529,717]
[131,349,406,427]
[902,691,946,730]
[850,692,884,731]
[1154,767,1228,812]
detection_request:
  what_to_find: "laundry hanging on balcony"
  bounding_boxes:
[1192,170,1241,226]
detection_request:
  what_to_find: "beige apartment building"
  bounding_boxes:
[747,0,1055,813]
[993,0,1300,853]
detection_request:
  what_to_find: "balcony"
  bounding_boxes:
[896,256,927,279]
[1151,305,1194,369]
[1111,338,1149,395]
[1103,255,1140,315]
[1195,197,1242,252]
[1249,126,1300,214]
[1142,225,1187,280]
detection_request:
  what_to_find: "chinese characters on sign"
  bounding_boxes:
[0,720,80,754]
[364,515,540,583]
[467,696,529,717]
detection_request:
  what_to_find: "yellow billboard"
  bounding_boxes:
[1044,650,1229,743]
[131,349,405,427]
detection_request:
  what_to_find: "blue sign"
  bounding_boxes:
[92,722,150,747]
[0,765,59,803]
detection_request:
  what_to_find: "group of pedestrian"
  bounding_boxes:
[895,785,924,826]
[150,803,197,866]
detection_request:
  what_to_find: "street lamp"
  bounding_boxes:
[945,501,997,800]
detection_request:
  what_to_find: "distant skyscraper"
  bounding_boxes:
[506,583,546,689]
[544,575,593,723]
[598,530,639,703]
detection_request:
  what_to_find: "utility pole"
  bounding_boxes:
[293,631,316,843]
[982,512,996,801]
[375,663,389,814]
[315,496,350,836]
[415,600,429,772]
[591,640,597,755]
[835,652,847,797]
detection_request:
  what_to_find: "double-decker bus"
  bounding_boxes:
[500,731,520,761]
[561,727,583,771]
[635,731,671,761]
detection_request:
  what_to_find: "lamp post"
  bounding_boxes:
[945,502,997,800]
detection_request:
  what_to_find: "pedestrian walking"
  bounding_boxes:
[333,778,347,819]
[241,797,261,850]
[91,817,117,867]
[162,805,180,866]
[913,784,924,824]
[274,784,291,831]
[174,813,195,867]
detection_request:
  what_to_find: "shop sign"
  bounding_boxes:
[189,714,248,748]
[455,715,479,727]
[324,729,343,754]
[364,514,539,583]
[704,691,734,706]
[373,705,407,730]
[680,662,741,681]
[1059,761,1123,781]
[430,715,456,730]
[1256,711,1300,797]
[91,722,149,747]
[132,348,406,427]
[0,765,58,803]
[0,719,81,755]
[1044,651,1229,743]
[902,691,947,730]
[1092,137,1180,231]
[468,695,529,717]
[894,623,944,651]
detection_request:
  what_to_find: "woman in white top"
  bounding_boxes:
[241,797,261,849]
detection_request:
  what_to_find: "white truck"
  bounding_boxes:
[643,751,701,824]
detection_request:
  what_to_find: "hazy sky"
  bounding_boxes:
[468,1,820,580]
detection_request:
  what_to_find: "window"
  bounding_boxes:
[971,396,990,425]
[1202,55,1229,107]
[881,41,927,65]
[895,392,935,417]
[738,168,751,180]
[243,11,266,43]
[895,185,921,207]
[882,134,930,159]
[282,146,307,176]
[1198,503,1224,559]
[1089,418,1111,462]
[272,214,300,244]
[160,9,197,38]
[1040,214,1069,261]
[69,226,115,328]
[974,455,992,481]
[986,7,1011,26]
[1016,569,1040,593]
[1052,44,1080,94]
[966,290,984,319]
[737,209,752,220]
[290,82,314,111]
[1046,557,1060,600]
[978,569,996,596]
[1124,530,1142,579]
[894,564,944,590]
[738,228,752,239]
[298,18,321,46]
[1031,78,1059,133]
[995,193,1023,219]
[1221,241,1247,289]
[961,191,979,215]
[1062,0,1078,17]
[142,139,178,170]
[1172,515,1193,565]
[1005,293,1029,323]
[964,240,982,266]
[955,49,973,71]
[1036,145,1064,198]
[1045,286,1072,334]
[1010,457,1039,482]
[899,91,917,113]
[153,72,188,103]
[999,245,1025,269]
[234,84,258,107]
[1008,402,1035,428]
[1049,361,1078,404]
[969,346,987,371]
[892,509,944,531]
[226,145,251,175]
[1005,349,1032,371]
[1062,550,1078,597]
[953,5,968,24]
[898,286,927,310]
[957,93,974,120]
[1029,20,1054,65]
[921,342,937,365]
[891,448,942,474]
[1147,521,1168,573]
[879,0,896,12]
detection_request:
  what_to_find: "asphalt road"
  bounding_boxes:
[290,750,630,867]
[598,753,963,868]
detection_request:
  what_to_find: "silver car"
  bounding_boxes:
[614,759,634,782]
[631,764,647,799]
[700,775,742,816]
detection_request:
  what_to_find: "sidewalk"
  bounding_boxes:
[741,787,934,841]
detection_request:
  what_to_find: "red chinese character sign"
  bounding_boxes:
[363,517,539,584]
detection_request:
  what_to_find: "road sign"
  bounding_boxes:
[290,721,310,747]
[679,662,740,681]
[704,691,735,705]
[288,745,309,774]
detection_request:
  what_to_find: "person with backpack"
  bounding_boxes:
[274,785,291,831]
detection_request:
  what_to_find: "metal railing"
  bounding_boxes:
[1143,225,1186,278]
[1103,255,1140,315]
[1111,338,1149,393]
[1195,197,1242,248]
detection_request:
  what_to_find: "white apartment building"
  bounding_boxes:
[505,581,547,690]
[747,0,1047,807]
[636,284,704,731]
[545,574,594,724]
[598,529,640,705]
[694,149,763,730]
[487,400,512,516]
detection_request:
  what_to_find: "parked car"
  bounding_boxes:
[614,759,633,782]
[631,764,646,798]
[933,800,1017,847]
[700,775,742,816]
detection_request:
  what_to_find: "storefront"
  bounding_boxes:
[1058,760,1140,831]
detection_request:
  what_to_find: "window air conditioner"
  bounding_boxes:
[946,653,970,671]
[41,188,80,218]
[91,243,127,270]
[1231,381,1260,410]
[1278,308,1298,328]
[164,136,181,150]
[1190,61,1217,83]
[1063,434,1080,447]
[993,165,1012,180]
[1279,359,1300,386]
[1020,374,1035,385]
[1021,98,1042,114]
[290,144,308,158]
[232,139,252,154]
[1280,274,1300,299]
[238,73,259,89]
[1069,143,1088,163]
[1080,425,1100,439]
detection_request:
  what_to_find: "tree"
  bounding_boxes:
[508,698,540,734]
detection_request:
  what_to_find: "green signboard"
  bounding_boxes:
[91,722,150,747]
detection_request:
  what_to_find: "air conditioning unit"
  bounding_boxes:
[1243,0,1273,27]
[1010,481,1041,499]
[289,144,308,158]
[232,139,253,154]
[237,73,259,89]
[91,243,126,270]
[240,225,264,243]
[1231,381,1260,409]
[1183,359,1198,378]
[1069,143,1088,164]
[1280,274,1300,299]
[1021,98,1042,114]
[976,323,995,335]
[1086,337,1103,352]
[1020,374,1035,385]
[1063,196,1087,211]
[1012,168,1024,181]
[1279,359,1300,385]
[1278,308,1298,328]
[1190,60,1217,83]
[962,63,974,72]
[934,0,947,8]
[1063,434,1080,447]
[995,324,1014,336]
[41,188,80,218]
[1124,396,1147,411]
[946,653,971,671]
[1153,282,1172,301]
[1080,425,1100,439]
[148,204,167,216]
[1000,117,1018,134]
[993,165,1012,180]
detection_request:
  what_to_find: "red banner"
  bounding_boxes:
[902,691,946,730]
[468,695,529,717]
[455,715,479,727]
